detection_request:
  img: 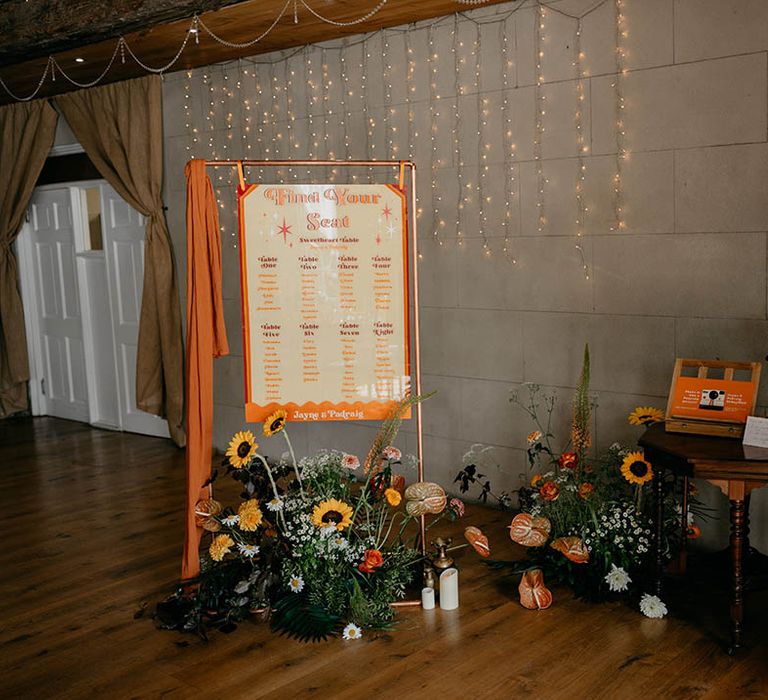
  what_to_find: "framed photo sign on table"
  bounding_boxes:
[237,181,412,424]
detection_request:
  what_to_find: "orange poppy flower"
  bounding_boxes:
[577,482,594,500]
[518,569,553,610]
[558,452,577,470]
[464,526,490,558]
[687,523,702,540]
[508,512,551,547]
[530,474,544,488]
[550,536,589,564]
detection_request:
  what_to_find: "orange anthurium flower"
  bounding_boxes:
[464,526,490,558]
[518,569,553,610]
[508,512,551,547]
[550,536,590,564]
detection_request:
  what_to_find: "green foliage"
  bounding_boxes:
[270,593,341,642]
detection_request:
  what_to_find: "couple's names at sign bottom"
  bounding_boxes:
[238,184,411,423]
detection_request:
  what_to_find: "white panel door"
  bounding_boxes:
[28,189,90,422]
[100,185,169,439]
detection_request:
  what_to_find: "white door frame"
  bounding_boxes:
[17,179,114,423]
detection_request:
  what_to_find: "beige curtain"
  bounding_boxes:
[56,76,185,446]
[0,100,58,417]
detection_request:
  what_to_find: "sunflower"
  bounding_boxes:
[311,498,354,531]
[628,406,665,426]
[226,430,257,468]
[620,451,653,485]
[263,409,288,437]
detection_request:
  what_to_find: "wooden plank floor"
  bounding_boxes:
[1,417,766,699]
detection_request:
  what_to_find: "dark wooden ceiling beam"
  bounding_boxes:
[0,0,250,67]
[0,0,513,105]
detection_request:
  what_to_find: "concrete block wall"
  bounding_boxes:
[160,0,768,548]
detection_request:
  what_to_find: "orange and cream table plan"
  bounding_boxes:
[237,183,411,422]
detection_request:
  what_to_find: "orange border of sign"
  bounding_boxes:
[236,182,412,422]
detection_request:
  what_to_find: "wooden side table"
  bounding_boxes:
[639,422,768,653]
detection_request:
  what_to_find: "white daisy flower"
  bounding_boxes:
[639,593,667,619]
[267,497,284,512]
[342,622,362,640]
[332,536,349,550]
[320,524,337,538]
[238,543,260,558]
[221,515,239,526]
[604,564,631,592]
[288,575,304,593]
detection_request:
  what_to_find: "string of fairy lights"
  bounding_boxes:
[573,18,589,279]
[175,0,628,267]
[612,0,628,232]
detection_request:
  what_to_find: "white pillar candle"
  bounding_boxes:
[439,568,459,610]
[421,586,435,610]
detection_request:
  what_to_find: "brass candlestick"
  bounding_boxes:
[431,537,454,570]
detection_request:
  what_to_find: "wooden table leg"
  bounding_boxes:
[728,497,745,654]
[654,465,665,596]
[679,475,688,574]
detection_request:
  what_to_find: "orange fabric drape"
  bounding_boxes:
[182,159,229,580]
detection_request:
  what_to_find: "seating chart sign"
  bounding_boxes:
[238,184,411,422]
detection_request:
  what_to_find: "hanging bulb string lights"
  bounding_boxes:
[611,0,628,232]
[573,18,589,279]
[473,20,491,257]
[452,14,465,247]
[498,15,516,264]
[533,2,547,233]
[0,0,616,102]
[428,23,442,247]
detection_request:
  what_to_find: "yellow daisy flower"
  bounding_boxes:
[238,499,264,531]
[263,409,288,437]
[620,452,654,486]
[226,430,257,468]
[628,406,664,426]
[311,498,354,531]
[209,534,234,561]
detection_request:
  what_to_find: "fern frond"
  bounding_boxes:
[362,392,435,473]
[270,594,341,642]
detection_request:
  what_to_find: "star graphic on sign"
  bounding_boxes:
[381,205,392,220]
[386,223,397,237]
[276,218,292,244]
[376,232,382,246]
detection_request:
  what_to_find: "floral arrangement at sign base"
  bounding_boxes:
[156,392,471,642]
[457,345,707,619]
